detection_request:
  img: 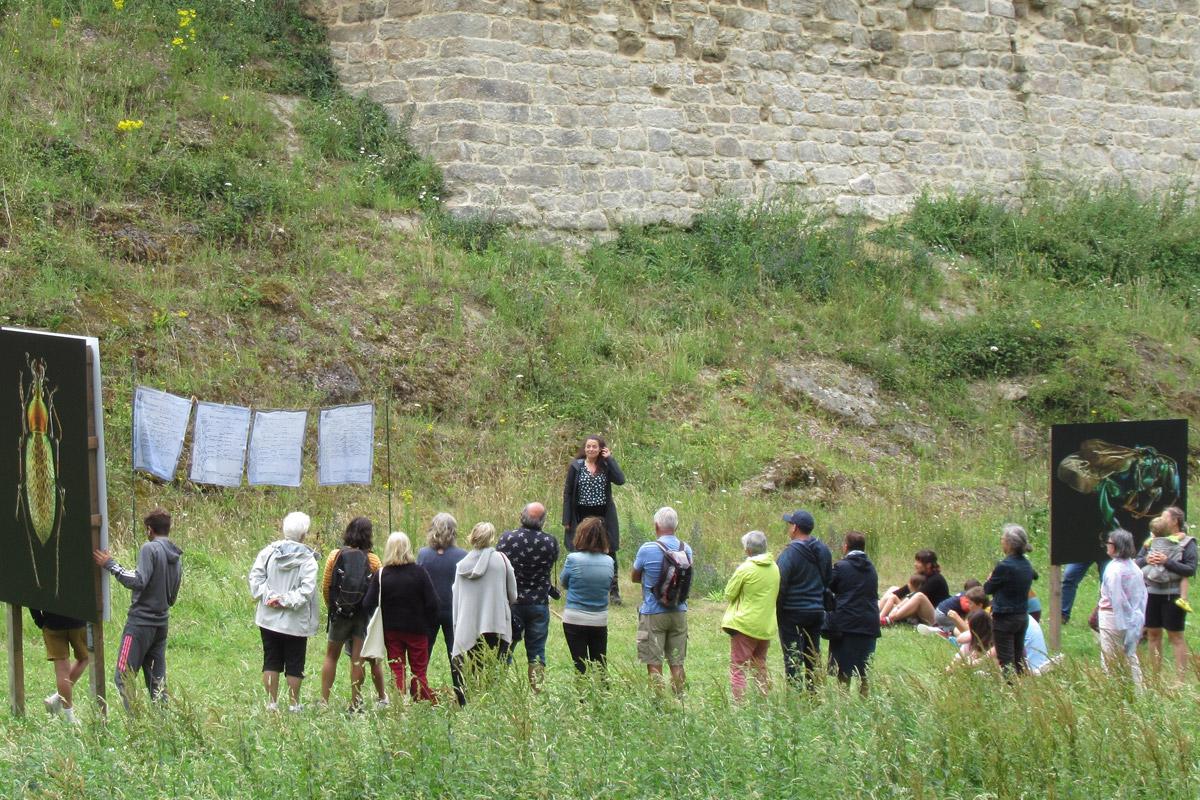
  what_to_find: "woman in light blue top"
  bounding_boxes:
[559,517,615,674]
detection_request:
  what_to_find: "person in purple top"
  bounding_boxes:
[417,513,468,705]
[498,502,560,690]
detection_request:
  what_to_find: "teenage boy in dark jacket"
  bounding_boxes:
[775,509,832,690]
[93,508,183,710]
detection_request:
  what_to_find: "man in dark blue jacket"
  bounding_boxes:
[775,509,832,690]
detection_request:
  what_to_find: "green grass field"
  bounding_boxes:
[2,1,1200,797]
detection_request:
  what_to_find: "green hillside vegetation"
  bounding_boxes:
[2,2,1200,797]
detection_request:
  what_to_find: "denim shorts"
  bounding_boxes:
[510,603,550,664]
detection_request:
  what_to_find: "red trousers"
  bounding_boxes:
[384,630,435,702]
[729,632,770,701]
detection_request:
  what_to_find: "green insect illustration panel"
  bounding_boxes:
[0,328,98,622]
[1051,419,1188,566]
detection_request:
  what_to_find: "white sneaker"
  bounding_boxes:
[916,624,948,638]
[288,704,304,713]
[374,697,390,710]
[62,706,79,725]
[44,693,63,716]
[265,701,279,712]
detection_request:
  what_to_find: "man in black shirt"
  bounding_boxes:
[497,502,560,690]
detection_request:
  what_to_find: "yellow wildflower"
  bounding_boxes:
[171,36,184,47]
[116,119,144,132]
[51,17,62,28]
[113,0,125,10]
[1031,319,1042,330]
[220,94,230,101]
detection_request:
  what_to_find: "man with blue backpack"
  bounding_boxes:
[631,506,693,694]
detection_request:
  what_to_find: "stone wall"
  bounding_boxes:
[315,0,1200,230]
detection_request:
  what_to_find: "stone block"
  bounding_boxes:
[824,0,860,21]
[989,0,1015,18]
[510,165,562,188]
[441,77,531,104]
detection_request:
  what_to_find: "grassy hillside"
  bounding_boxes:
[2,2,1200,797]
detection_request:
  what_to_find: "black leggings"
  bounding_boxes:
[427,613,465,705]
[562,623,608,674]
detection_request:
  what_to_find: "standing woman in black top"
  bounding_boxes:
[983,524,1037,675]
[562,435,626,604]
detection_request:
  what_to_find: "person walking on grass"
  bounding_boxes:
[498,502,560,691]
[775,509,832,691]
[93,508,183,710]
[451,522,518,684]
[1136,506,1195,679]
[319,516,384,711]
[824,530,880,696]
[31,608,88,724]
[1099,528,1147,687]
[364,532,440,702]
[983,524,1037,676]
[559,517,615,676]
[631,506,694,695]
[417,512,468,705]
[248,511,319,712]
[722,530,780,701]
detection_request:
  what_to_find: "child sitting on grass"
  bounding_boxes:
[1143,516,1193,613]
[878,573,924,619]
[949,609,995,670]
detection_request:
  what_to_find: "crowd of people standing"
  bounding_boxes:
[25,436,1192,720]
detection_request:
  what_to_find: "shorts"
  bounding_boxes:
[43,627,88,661]
[1145,593,1187,633]
[327,611,368,644]
[933,610,955,632]
[636,611,688,666]
[261,627,308,678]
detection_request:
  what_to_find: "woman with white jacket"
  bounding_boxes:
[248,512,319,711]
[451,522,517,685]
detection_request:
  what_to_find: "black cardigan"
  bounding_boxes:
[561,456,626,552]
[362,564,439,634]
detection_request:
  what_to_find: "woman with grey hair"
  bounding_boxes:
[1099,528,1147,686]
[248,511,319,711]
[984,524,1037,675]
[720,530,781,700]
[417,512,468,705]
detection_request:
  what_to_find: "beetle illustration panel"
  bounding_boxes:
[0,328,99,621]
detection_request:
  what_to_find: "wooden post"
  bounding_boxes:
[85,348,107,714]
[1049,564,1062,652]
[6,604,24,717]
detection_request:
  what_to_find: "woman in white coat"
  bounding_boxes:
[451,522,517,686]
[248,511,320,711]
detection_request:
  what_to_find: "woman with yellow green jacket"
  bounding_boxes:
[721,530,781,700]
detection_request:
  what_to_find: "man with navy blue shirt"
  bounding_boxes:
[631,506,693,694]
[775,509,832,691]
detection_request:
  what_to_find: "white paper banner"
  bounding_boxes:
[318,403,374,486]
[132,386,193,481]
[247,409,308,487]
[189,401,251,486]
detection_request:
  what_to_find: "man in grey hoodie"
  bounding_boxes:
[93,508,183,710]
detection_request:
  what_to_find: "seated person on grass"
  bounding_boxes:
[949,609,996,670]
[878,573,924,619]
[918,583,987,637]
[881,550,951,627]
